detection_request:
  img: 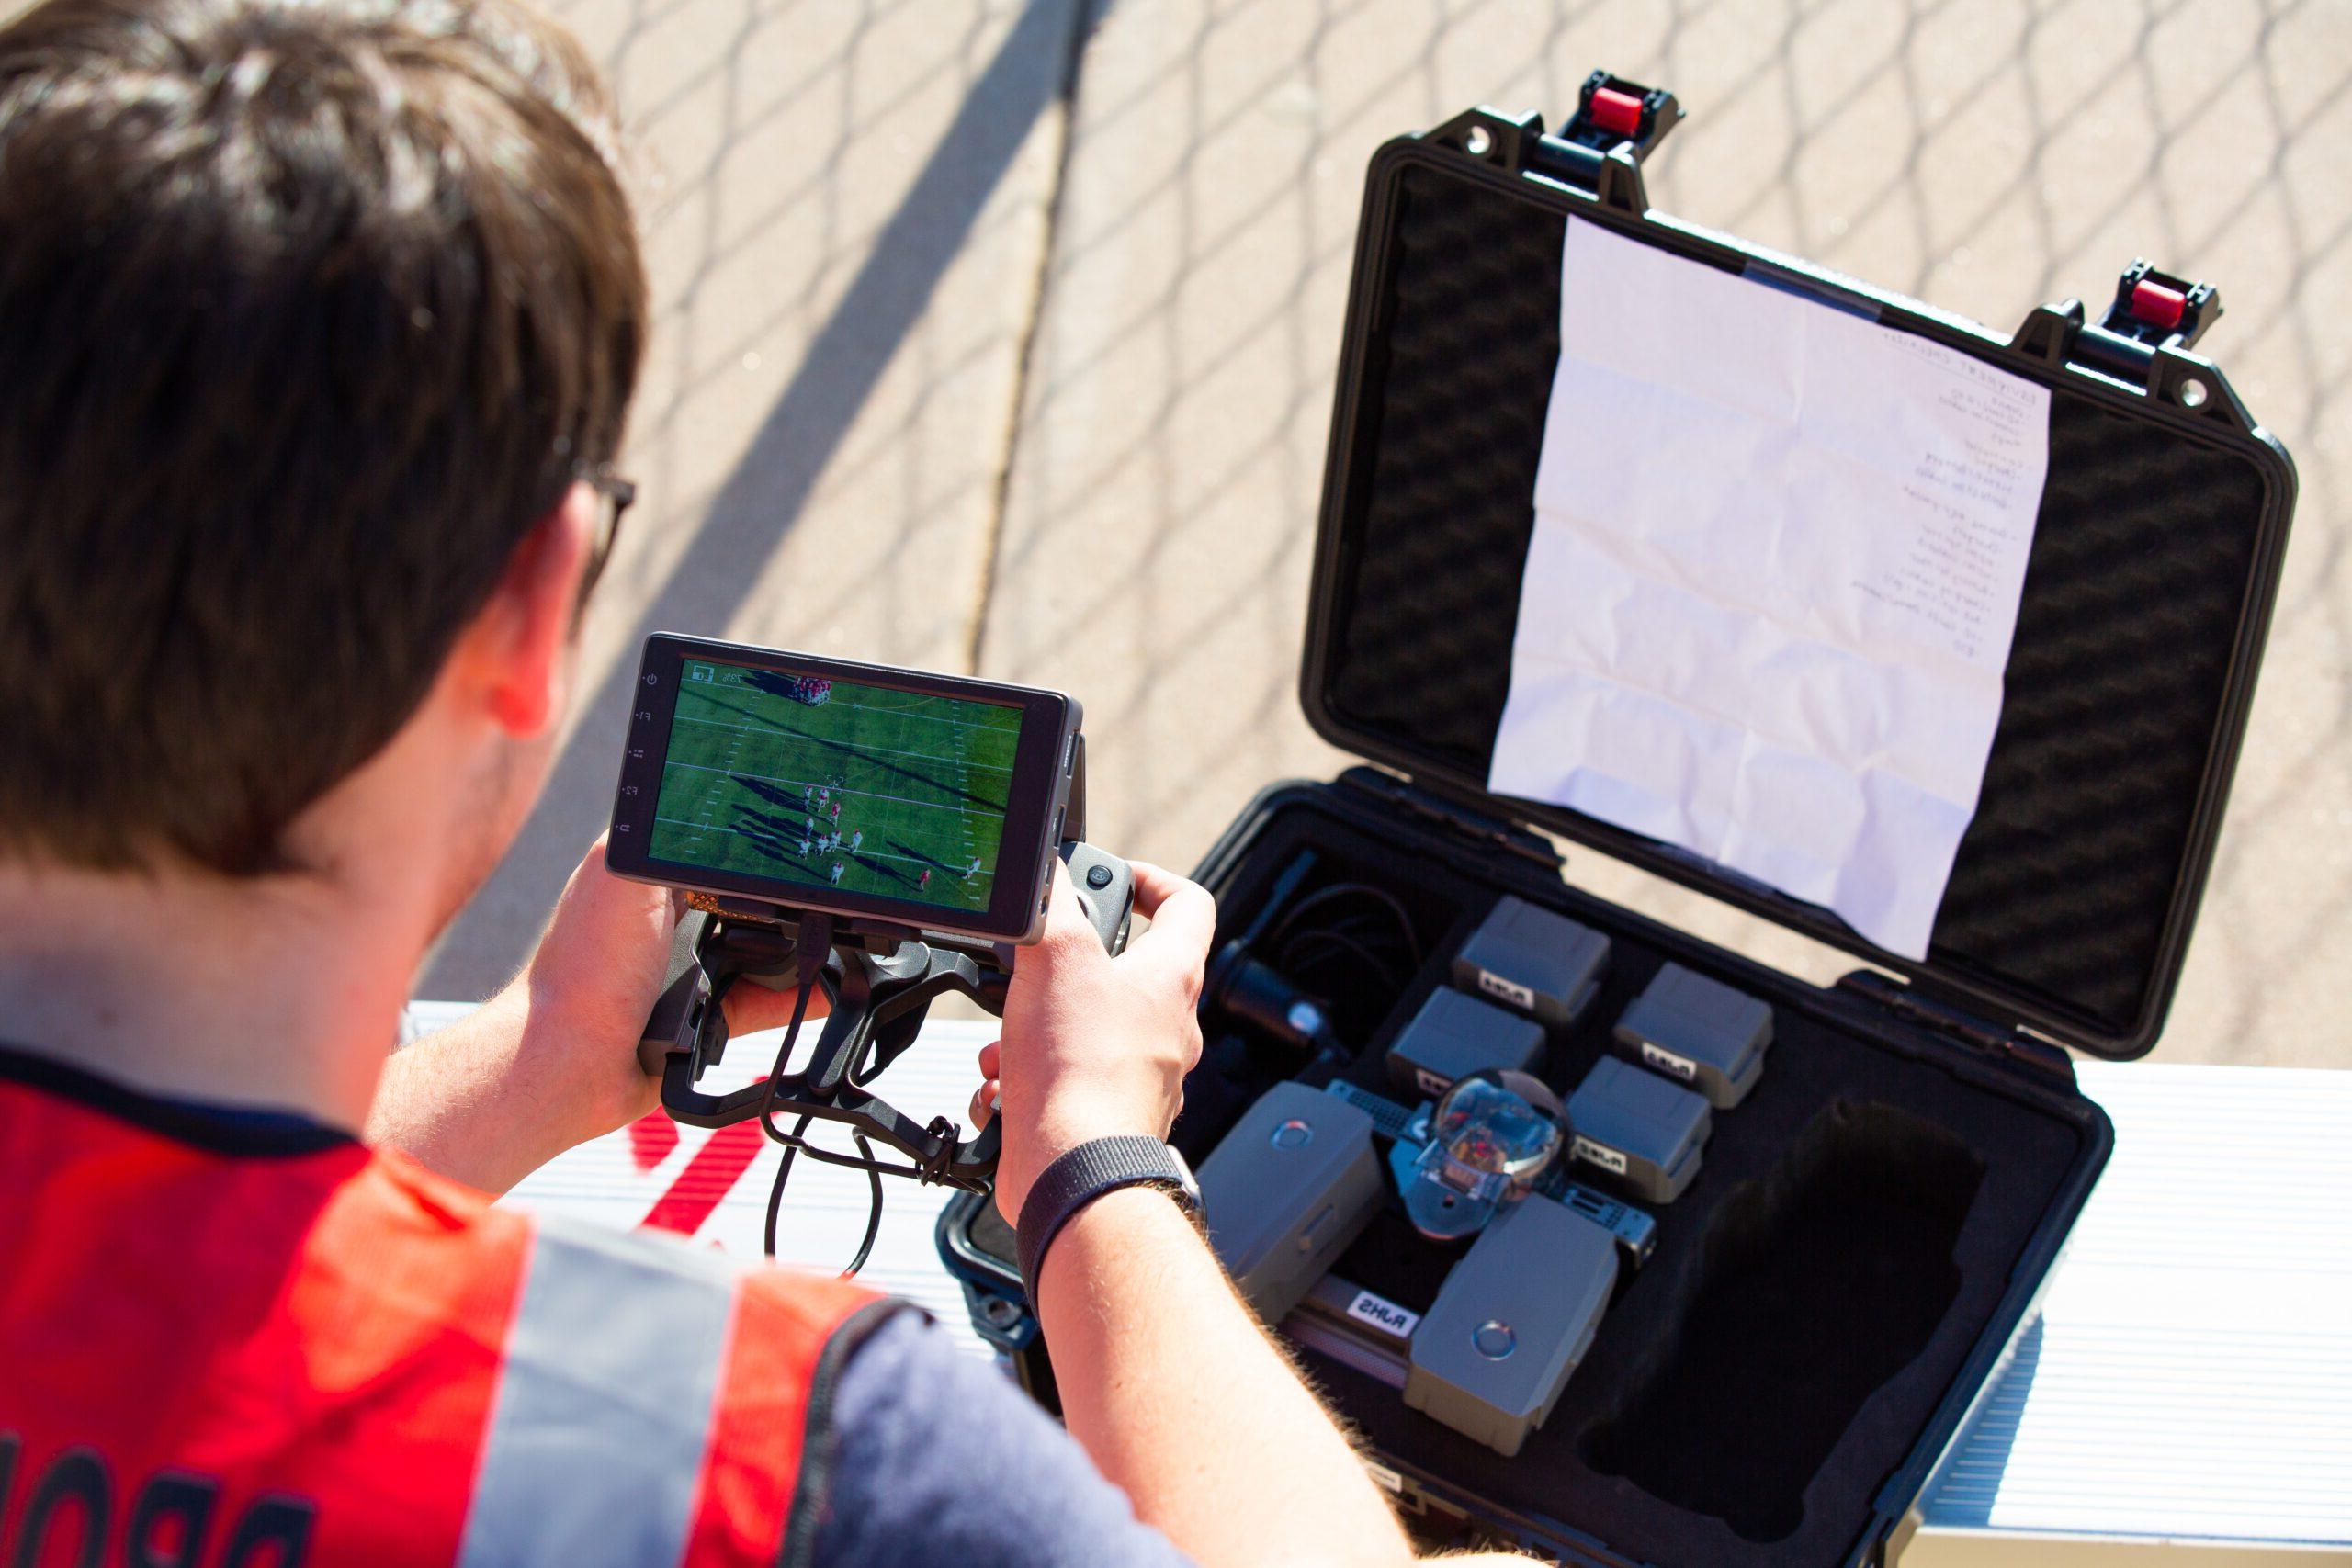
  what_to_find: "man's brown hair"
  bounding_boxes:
[0,0,646,874]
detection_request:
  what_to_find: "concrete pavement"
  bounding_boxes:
[429,0,2350,1069]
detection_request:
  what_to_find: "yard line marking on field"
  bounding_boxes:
[658,760,1006,819]
[698,675,1016,733]
[669,712,1013,772]
[800,696,1013,732]
[652,817,994,877]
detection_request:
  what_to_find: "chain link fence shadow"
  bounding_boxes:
[976,0,2348,1066]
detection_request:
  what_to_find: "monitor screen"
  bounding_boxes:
[645,656,1022,918]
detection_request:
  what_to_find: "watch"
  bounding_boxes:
[1015,1135,1203,1308]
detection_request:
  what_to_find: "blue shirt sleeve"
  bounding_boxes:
[805,1309,1196,1568]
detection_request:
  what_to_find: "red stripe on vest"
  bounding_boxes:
[682,1269,878,1563]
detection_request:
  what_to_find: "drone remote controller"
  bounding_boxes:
[633,840,1132,1192]
[610,637,1138,1195]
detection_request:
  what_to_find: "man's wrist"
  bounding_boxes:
[1030,1183,1207,1315]
[1016,1135,1200,1307]
[1003,1098,1166,1212]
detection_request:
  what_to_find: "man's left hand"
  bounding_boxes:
[372,837,822,1191]
[516,836,824,1133]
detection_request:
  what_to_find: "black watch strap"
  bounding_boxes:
[1015,1135,1201,1308]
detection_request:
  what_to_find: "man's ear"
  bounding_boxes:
[458,483,595,739]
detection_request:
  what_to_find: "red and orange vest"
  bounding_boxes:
[0,1045,884,1567]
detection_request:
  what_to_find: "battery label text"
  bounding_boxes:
[1476,969,1536,1010]
[1347,1291,1421,1339]
[1573,1134,1629,1176]
[1640,1043,1699,1082]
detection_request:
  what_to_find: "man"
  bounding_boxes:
[0,2,1521,1565]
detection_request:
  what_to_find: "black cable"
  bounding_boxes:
[842,1136,884,1276]
[763,1111,810,1260]
[1266,881,1422,963]
[1276,928,1406,992]
[742,914,881,1278]
[743,914,952,1277]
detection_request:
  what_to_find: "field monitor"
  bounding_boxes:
[606,634,1087,945]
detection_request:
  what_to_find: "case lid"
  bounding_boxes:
[1299,93,2297,1061]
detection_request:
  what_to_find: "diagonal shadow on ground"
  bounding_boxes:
[424,0,1090,995]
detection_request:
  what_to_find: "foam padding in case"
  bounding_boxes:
[1313,160,2281,1044]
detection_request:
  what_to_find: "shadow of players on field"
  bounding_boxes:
[732,774,826,823]
[729,807,805,862]
[849,853,920,891]
[886,839,959,874]
[696,691,1007,813]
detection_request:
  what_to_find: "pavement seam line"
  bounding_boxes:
[961,0,1094,676]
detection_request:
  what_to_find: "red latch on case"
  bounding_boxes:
[2130,279,2187,331]
[1589,86,1645,138]
[2098,261,2219,354]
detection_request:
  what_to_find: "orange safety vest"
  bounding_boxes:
[0,1044,887,1567]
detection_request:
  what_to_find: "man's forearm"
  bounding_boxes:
[368,991,614,1193]
[1037,1187,1416,1568]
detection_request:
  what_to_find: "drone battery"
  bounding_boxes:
[1566,1056,1711,1203]
[1385,987,1548,1101]
[1612,963,1773,1108]
[1404,1193,1618,1457]
[1198,1080,1386,1324]
[1450,896,1612,1032]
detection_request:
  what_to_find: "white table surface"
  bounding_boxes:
[403,1006,2352,1562]
[1905,1061,2352,1564]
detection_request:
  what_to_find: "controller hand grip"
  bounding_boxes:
[942,845,1127,1188]
[638,908,716,1076]
[1057,840,1135,955]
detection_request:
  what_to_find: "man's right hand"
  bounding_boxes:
[968,863,1518,1568]
[973,860,1214,1224]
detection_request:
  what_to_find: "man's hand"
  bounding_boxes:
[976,863,1441,1567]
[514,836,819,1133]
[974,861,1214,1223]
[371,837,819,1191]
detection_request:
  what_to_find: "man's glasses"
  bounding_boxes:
[579,466,637,605]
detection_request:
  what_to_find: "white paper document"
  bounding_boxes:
[1488,220,2051,959]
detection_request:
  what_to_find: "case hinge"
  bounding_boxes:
[2010,258,2249,431]
[1837,971,2075,1084]
[1340,768,1563,870]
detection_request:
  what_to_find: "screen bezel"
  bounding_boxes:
[606,634,1077,942]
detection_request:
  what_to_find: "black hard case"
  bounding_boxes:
[940,88,2296,1568]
